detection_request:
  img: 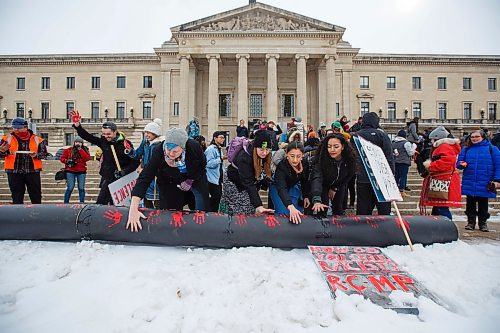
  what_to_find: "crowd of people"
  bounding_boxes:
[1,112,499,232]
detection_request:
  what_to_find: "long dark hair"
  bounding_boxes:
[317,134,357,173]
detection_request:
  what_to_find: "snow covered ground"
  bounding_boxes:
[0,239,499,333]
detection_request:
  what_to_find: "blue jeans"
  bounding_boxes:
[432,206,452,220]
[65,172,86,203]
[395,163,410,191]
[269,183,304,215]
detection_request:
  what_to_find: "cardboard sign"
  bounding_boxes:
[309,246,441,314]
[108,170,140,207]
[353,136,402,202]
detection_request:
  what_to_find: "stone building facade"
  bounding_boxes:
[0,2,499,151]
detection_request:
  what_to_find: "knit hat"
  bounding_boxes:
[429,126,449,140]
[73,136,84,143]
[164,127,188,149]
[11,117,28,128]
[397,129,407,138]
[332,121,341,129]
[143,118,162,136]
[308,131,317,139]
[253,130,271,149]
[295,116,302,122]
[319,122,326,128]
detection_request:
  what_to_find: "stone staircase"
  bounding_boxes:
[0,160,499,216]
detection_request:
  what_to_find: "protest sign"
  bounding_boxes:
[353,136,402,202]
[308,246,441,314]
[108,170,139,207]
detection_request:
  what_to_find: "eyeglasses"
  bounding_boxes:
[470,136,482,139]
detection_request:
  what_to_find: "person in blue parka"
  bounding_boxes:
[457,130,500,232]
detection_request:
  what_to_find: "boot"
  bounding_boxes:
[465,217,475,230]
[479,220,489,232]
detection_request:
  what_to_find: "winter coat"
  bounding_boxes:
[273,158,310,207]
[131,139,208,209]
[421,138,462,208]
[205,143,225,185]
[392,136,415,166]
[407,122,418,143]
[310,157,355,203]
[74,124,139,181]
[126,137,163,201]
[236,125,249,138]
[353,112,395,184]
[60,147,90,173]
[456,140,500,198]
[227,143,270,208]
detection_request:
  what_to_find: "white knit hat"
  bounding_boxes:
[144,118,162,136]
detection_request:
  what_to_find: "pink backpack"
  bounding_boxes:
[226,136,250,169]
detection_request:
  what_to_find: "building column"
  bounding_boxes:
[178,54,191,128]
[207,54,220,137]
[161,68,171,129]
[266,53,279,121]
[325,54,337,127]
[236,53,250,126]
[342,69,352,120]
[296,54,309,129]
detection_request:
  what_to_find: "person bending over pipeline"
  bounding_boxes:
[126,127,210,232]
[269,141,311,224]
[310,133,357,216]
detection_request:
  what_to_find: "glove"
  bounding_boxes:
[177,179,193,191]
[114,170,126,179]
[123,140,132,153]
[431,154,442,161]
[66,159,75,168]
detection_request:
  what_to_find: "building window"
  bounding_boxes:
[117,76,126,89]
[360,102,370,116]
[412,77,421,90]
[463,77,472,90]
[463,102,472,120]
[488,102,497,120]
[143,76,152,88]
[16,102,25,118]
[41,102,50,119]
[250,94,263,118]
[438,102,447,120]
[91,102,100,119]
[360,76,369,89]
[281,94,294,117]
[438,77,447,90]
[387,102,396,120]
[173,102,179,116]
[219,94,232,117]
[65,133,75,146]
[143,101,152,119]
[412,102,422,119]
[386,76,396,89]
[16,77,25,90]
[336,103,340,117]
[116,102,125,119]
[488,78,497,91]
[40,133,49,146]
[66,77,75,90]
[66,102,75,119]
[41,77,50,90]
[91,76,100,89]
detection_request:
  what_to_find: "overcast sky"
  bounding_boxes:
[1,0,499,55]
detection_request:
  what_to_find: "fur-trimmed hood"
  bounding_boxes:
[287,129,304,143]
[432,138,460,147]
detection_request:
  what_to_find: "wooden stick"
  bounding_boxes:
[392,201,414,252]
[110,145,122,171]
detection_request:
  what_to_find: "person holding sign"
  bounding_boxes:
[352,112,395,215]
[70,110,139,205]
[310,134,357,215]
[269,141,311,224]
[419,126,462,220]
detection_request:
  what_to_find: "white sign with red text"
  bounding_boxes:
[108,170,139,207]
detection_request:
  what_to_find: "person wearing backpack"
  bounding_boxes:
[269,141,311,223]
[457,130,500,231]
[392,129,416,197]
[220,130,274,215]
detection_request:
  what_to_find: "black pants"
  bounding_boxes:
[7,172,42,204]
[465,196,490,223]
[348,175,356,206]
[208,182,222,212]
[356,182,391,215]
[96,178,113,205]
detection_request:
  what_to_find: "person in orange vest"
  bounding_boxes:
[0,117,48,204]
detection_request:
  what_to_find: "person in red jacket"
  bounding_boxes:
[419,126,462,220]
[60,136,90,203]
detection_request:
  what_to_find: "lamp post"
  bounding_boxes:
[404,107,408,119]
[480,108,485,119]
[28,108,32,119]
[379,107,383,118]
[130,107,134,118]
[104,107,109,119]
[2,108,7,118]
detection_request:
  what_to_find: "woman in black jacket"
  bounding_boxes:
[310,134,357,215]
[126,128,210,232]
[220,130,275,215]
[269,142,311,224]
